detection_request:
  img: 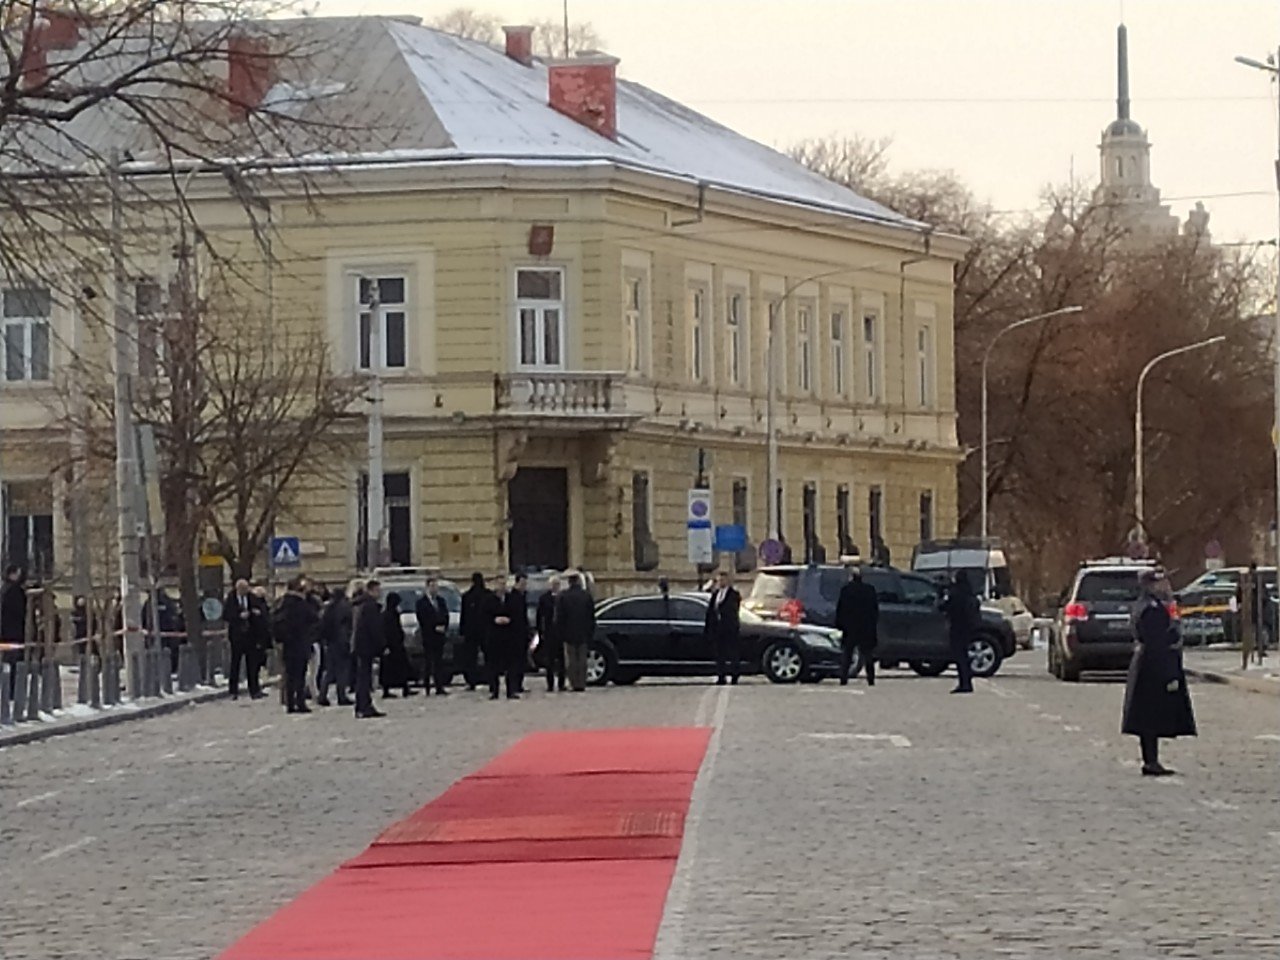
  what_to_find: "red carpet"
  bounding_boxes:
[219,727,710,960]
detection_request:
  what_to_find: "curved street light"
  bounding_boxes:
[980,306,1085,540]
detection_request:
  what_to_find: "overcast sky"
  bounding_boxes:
[318,0,1279,243]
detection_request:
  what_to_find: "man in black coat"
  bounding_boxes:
[1,565,27,696]
[557,573,595,692]
[458,572,489,691]
[1123,569,1196,776]
[508,573,532,695]
[835,565,880,686]
[224,578,267,700]
[415,577,451,696]
[941,571,979,694]
[316,585,354,707]
[485,575,522,701]
[351,580,386,719]
[272,576,320,715]
[537,576,566,692]
[704,569,742,686]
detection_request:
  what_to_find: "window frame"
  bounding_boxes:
[868,484,884,548]
[861,309,881,402]
[916,322,933,407]
[355,468,416,569]
[726,290,746,387]
[355,273,410,373]
[622,268,647,375]
[830,306,848,398]
[836,483,852,555]
[688,282,709,383]
[514,266,567,371]
[919,490,934,543]
[796,301,814,394]
[2,285,52,384]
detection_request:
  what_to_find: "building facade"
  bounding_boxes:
[0,17,964,593]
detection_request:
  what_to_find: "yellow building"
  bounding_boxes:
[0,17,964,594]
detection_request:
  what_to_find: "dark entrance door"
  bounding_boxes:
[508,467,569,573]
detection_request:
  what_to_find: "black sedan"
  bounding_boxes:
[584,592,844,685]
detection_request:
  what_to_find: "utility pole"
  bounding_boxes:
[70,287,92,603]
[765,301,779,539]
[364,279,385,570]
[109,150,144,696]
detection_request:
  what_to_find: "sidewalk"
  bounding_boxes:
[1184,645,1280,697]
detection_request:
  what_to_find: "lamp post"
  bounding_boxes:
[980,306,1085,540]
[1235,48,1280,580]
[1134,337,1226,540]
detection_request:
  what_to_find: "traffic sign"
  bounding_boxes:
[201,597,224,622]
[270,536,301,568]
[687,489,714,565]
[759,538,786,565]
[1204,539,1223,560]
[714,524,747,553]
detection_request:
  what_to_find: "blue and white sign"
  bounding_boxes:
[687,489,714,565]
[270,536,301,568]
[714,524,747,553]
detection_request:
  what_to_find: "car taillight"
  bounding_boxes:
[780,598,804,626]
[1064,602,1088,622]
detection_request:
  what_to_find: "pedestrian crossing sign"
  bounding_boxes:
[271,536,301,568]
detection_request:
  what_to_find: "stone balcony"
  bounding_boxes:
[492,371,642,429]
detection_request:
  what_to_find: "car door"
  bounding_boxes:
[898,573,951,659]
[667,597,714,673]
[596,597,669,666]
[862,569,909,661]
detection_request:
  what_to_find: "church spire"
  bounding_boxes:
[1116,23,1130,121]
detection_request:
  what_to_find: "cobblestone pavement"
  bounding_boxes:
[0,658,1275,960]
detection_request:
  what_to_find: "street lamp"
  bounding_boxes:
[1235,49,1280,579]
[1134,336,1227,540]
[980,306,1085,540]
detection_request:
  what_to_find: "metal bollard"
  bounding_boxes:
[1,663,11,725]
[143,648,156,698]
[128,652,142,700]
[161,650,174,695]
[177,646,192,692]
[12,661,27,719]
[89,654,101,709]
[40,661,56,713]
[152,647,165,697]
[104,654,120,706]
[78,654,90,704]
[25,662,40,721]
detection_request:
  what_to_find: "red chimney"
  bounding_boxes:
[502,25,534,66]
[548,53,619,140]
[21,9,84,90]
[226,34,273,119]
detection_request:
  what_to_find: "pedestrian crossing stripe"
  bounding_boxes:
[271,537,300,566]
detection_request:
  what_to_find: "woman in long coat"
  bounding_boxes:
[380,592,416,699]
[1122,569,1196,776]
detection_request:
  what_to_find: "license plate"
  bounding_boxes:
[1105,619,1130,633]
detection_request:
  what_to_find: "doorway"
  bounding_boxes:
[508,467,569,572]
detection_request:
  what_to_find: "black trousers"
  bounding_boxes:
[839,641,875,685]
[228,638,261,697]
[713,635,741,684]
[425,633,447,692]
[283,649,309,711]
[488,641,520,698]
[951,635,974,691]
[545,635,566,690]
[1140,734,1160,766]
[354,653,375,714]
[460,636,480,689]
[319,644,351,702]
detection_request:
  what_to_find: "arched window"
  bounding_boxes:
[1116,156,1124,178]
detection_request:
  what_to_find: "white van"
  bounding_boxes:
[911,539,1034,649]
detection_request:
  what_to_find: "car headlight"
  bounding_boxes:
[801,630,840,651]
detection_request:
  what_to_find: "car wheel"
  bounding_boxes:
[968,635,1003,679]
[585,643,615,686]
[910,660,947,677]
[1047,642,1060,678]
[613,670,640,685]
[762,641,805,684]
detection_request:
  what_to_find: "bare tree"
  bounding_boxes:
[429,6,605,58]
[428,7,502,44]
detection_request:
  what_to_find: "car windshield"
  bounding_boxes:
[1076,572,1141,603]
[749,572,798,601]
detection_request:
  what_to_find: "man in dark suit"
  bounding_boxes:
[352,580,386,719]
[836,565,880,686]
[537,576,566,692]
[224,578,266,700]
[1,565,27,696]
[557,574,595,692]
[485,575,519,700]
[941,571,980,694]
[458,572,489,691]
[704,569,742,686]
[507,573,531,695]
[271,576,320,714]
[415,577,451,696]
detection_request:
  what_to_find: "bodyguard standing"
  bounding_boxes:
[485,575,517,700]
[941,572,979,694]
[415,577,451,695]
[272,576,320,714]
[704,570,741,686]
[537,576,566,692]
[2,566,28,695]
[316,585,353,707]
[1122,569,1196,776]
[352,580,386,719]
[835,565,880,686]
[557,573,595,691]
[507,573,531,695]
[380,592,415,699]
[458,572,489,691]
[224,579,266,700]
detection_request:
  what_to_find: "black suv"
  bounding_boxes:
[1047,558,1161,681]
[743,564,1016,679]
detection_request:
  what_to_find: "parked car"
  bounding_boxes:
[743,563,1015,679]
[911,538,1035,649]
[1046,557,1164,681]
[586,591,843,685]
[1176,566,1276,645]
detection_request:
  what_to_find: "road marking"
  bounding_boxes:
[39,836,96,862]
[1062,725,1082,732]
[801,732,912,747]
[202,740,224,749]
[1255,734,1280,742]
[654,684,730,960]
[16,790,59,808]
[1040,714,1063,722]
[246,724,273,736]
[158,751,178,760]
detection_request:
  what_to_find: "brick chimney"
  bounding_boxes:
[548,53,620,140]
[226,34,273,119]
[21,9,84,89]
[502,25,534,66]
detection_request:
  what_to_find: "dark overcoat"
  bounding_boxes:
[1122,597,1197,739]
[835,579,880,650]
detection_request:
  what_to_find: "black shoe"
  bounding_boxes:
[402,688,418,697]
[1142,764,1175,777]
[467,685,478,692]
[382,690,398,699]
[294,705,312,714]
[250,692,267,700]
[950,687,973,695]
[507,693,521,700]
[731,678,739,685]
[839,679,848,686]
[230,693,240,700]
[716,678,727,686]
[356,708,386,719]
[489,693,500,700]
[316,697,331,707]
[337,697,353,706]
[434,688,449,696]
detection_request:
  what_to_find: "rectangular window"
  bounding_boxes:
[726,292,745,386]
[732,478,749,530]
[862,311,880,402]
[515,268,564,369]
[917,324,933,406]
[830,309,847,397]
[356,471,412,568]
[919,490,934,543]
[357,275,408,371]
[797,304,813,393]
[3,286,51,383]
[688,285,707,382]
[802,482,818,562]
[632,471,656,571]
[623,272,644,374]
[836,484,852,556]
[5,510,54,580]
[134,279,172,380]
[868,485,884,550]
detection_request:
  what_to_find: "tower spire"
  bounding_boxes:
[1116,23,1130,121]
